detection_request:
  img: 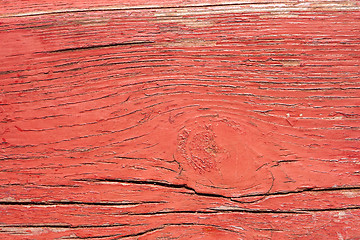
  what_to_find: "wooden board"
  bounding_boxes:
[1,0,360,239]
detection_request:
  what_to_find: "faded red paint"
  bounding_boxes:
[0,0,360,239]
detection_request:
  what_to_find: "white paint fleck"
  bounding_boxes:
[231,226,245,230]
[337,211,346,219]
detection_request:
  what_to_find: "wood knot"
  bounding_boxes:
[175,118,274,196]
[178,126,225,173]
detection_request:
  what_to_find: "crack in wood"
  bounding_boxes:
[0,223,134,229]
[38,41,155,54]
[73,178,360,202]
[0,200,165,206]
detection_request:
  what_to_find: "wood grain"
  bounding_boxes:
[1,0,360,239]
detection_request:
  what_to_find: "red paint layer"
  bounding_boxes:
[0,0,359,239]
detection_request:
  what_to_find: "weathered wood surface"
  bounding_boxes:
[1,0,360,239]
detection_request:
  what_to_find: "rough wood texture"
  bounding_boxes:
[1,0,360,239]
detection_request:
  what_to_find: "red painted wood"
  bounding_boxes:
[1,0,360,239]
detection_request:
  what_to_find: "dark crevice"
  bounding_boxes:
[74,178,238,201]
[1,207,360,230]
[114,227,162,239]
[123,209,305,215]
[0,181,358,221]
[39,41,155,53]
[0,223,133,229]
[210,206,360,214]
[298,206,360,212]
[238,186,360,198]
[0,200,165,206]
[108,206,360,216]
[74,177,360,202]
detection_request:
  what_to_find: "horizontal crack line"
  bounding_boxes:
[0,223,133,229]
[74,178,360,202]
[38,41,155,53]
[101,207,360,215]
[1,180,357,208]
[0,200,164,206]
[0,206,358,214]
[75,178,241,202]
[0,207,359,229]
